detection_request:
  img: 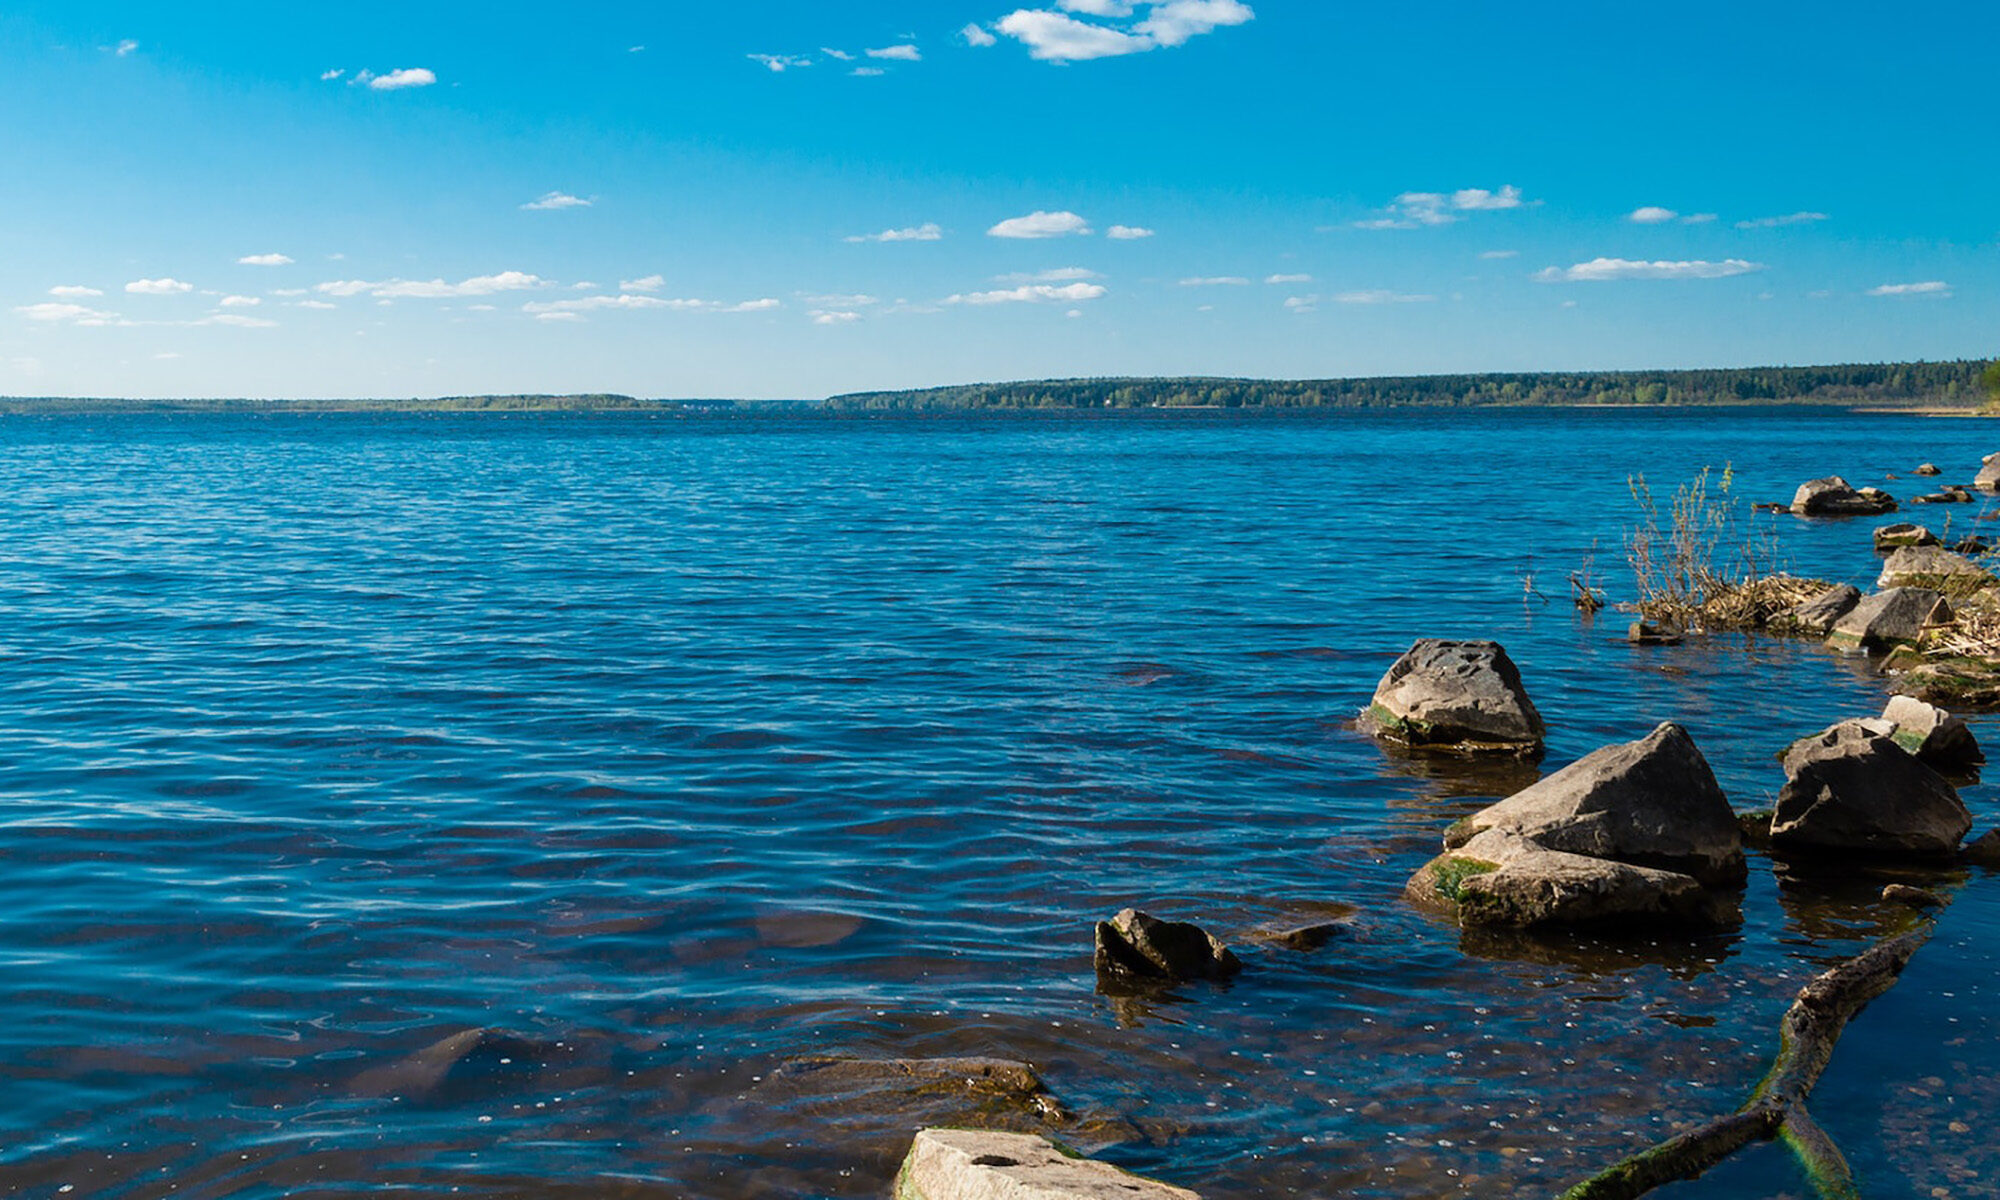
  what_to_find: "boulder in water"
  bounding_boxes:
[1872,523,1937,551]
[1407,828,1727,929]
[1914,463,1942,476]
[1791,476,1897,516]
[1093,909,1240,986]
[1443,722,1745,885]
[1825,587,1950,652]
[1360,638,1545,755]
[1880,694,1983,769]
[1772,721,1972,858]
[1773,583,1861,637]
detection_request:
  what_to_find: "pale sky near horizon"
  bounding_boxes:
[2,1,1994,400]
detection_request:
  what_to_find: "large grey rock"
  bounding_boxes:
[1792,476,1897,516]
[895,1129,1201,1200]
[1876,545,1994,591]
[1826,587,1950,652]
[1881,695,1983,769]
[1443,722,1744,885]
[1873,522,1937,550]
[1360,638,1545,754]
[1772,721,1972,857]
[1775,583,1861,636]
[1978,453,2000,492]
[1093,909,1240,986]
[1406,828,1725,928]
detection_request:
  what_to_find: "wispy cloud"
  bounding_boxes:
[355,67,437,91]
[320,69,344,82]
[112,39,139,57]
[126,278,194,295]
[946,282,1108,304]
[521,295,780,317]
[1283,295,1318,313]
[1356,186,1526,230]
[821,47,855,61]
[961,23,999,46]
[866,44,921,61]
[219,295,261,307]
[620,275,666,292]
[522,191,593,211]
[1534,257,1764,282]
[988,210,1091,239]
[316,271,548,299]
[1106,224,1154,239]
[801,292,881,307]
[291,300,337,310]
[750,53,814,72]
[996,0,1252,62]
[16,302,119,324]
[1479,250,1519,260]
[1335,290,1435,304]
[1628,206,1678,224]
[995,267,1099,284]
[49,285,104,298]
[1869,281,1951,297]
[1264,273,1312,284]
[812,310,864,325]
[1736,211,1828,229]
[846,222,944,243]
[237,253,293,266]
[1180,276,1250,286]
[195,313,277,328]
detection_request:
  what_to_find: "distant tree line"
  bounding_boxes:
[824,361,1996,412]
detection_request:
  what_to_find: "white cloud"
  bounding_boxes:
[996,267,1100,283]
[1869,281,1952,297]
[220,295,261,307]
[822,47,855,60]
[1106,224,1154,239]
[536,311,585,323]
[1335,290,1436,304]
[1629,206,1678,224]
[1479,250,1520,260]
[802,292,881,306]
[1736,211,1829,229]
[620,275,666,292]
[946,282,1108,304]
[846,222,943,243]
[291,300,338,310]
[1358,185,1526,229]
[1135,0,1255,46]
[1180,275,1250,286]
[126,278,194,295]
[49,285,104,297]
[812,310,863,325]
[16,302,117,324]
[961,23,999,46]
[1264,273,1312,284]
[1683,213,1718,224]
[269,288,308,296]
[866,44,921,61]
[522,191,592,211]
[521,294,779,316]
[1534,257,1765,282]
[317,271,547,299]
[750,53,814,72]
[195,313,277,328]
[237,252,294,266]
[363,67,437,91]
[114,39,139,57]
[1061,0,1135,13]
[726,298,781,312]
[851,67,886,76]
[630,46,646,53]
[1283,295,1318,313]
[320,69,344,81]
[996,11,1153,61]
[988,210,1092,239]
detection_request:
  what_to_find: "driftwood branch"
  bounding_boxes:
[1557,927,1931,1200]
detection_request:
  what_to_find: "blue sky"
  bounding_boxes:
[2,1,1994,399]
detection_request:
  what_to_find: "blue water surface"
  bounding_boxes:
[0,407,1995,1200]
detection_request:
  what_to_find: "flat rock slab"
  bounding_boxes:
[1774,583,1861,637]
[1773,721,1971,857]
[1444,721,1744,885]
[896,1129,1201,1200]
[1826,587,1950,652]
[1407,828,1725,929]
[1360,638,1545,755]
[1872,523,1937,550]
[1876,545,1993,591]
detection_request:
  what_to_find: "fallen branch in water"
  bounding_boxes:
[1557,927,1931,1200]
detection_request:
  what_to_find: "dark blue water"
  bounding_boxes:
[1,408,1995,1200]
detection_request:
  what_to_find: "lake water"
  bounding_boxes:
[1,407,1995,1200]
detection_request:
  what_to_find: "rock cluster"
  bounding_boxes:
[1791,476,1897,516]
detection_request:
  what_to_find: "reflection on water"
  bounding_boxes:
[0,409,1995,1199]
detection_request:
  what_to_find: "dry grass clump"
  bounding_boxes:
[1626,467,1814,631]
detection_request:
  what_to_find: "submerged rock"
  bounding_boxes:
[768,1056,1071,1126]
[1093,909,1240,986]
[1872,523,1937,551]
[1880,884,1945,908]
[1825,587,1950,652]
[1880,695,1983,769]
[1895,654,2000,709]
[1876,545,1994,591]
[1963,829,2000,867]
[1627,619,1682,645]
[1773,583,1861,637]
[1791,476,1897,516]
[1360,638,1545,755]
[1772,721,1972,858]
[350,1028,567,1104]
[895,1128,1201,1200]
[1407,828,1726,929]
[1443,722,1745,885]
